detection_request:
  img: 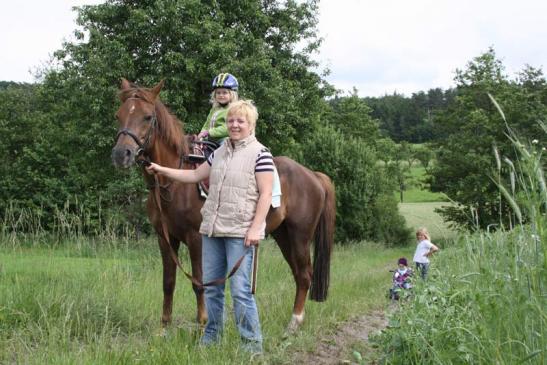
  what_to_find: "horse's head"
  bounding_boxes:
[111,78,164,168]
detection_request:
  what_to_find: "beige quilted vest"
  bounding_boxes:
[199,135,267,238]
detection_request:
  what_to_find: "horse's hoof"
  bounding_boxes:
[155,327,168,337]
[284,313,304,337]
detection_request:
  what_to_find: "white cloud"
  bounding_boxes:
[1,0,546,97]
[317,0,547,96]
[0,1,102,82]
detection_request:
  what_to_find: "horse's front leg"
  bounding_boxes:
[158,237,179,327]
[187,233,207,326]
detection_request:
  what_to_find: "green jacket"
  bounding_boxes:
[200,106,228,142]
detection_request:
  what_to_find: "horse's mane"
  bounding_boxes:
[119,86,188,156]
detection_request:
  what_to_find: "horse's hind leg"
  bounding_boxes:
[273,224,313,334]
[158,237,180,327]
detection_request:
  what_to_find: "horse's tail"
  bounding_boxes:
[310,172,336,302]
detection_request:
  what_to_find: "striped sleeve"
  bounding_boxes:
[207,151,215,165]
[255,149,274,173]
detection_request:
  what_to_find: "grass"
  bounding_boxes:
[375,120,546,364]
[397,165,447,203]
[0,236,409,364]
[399,202,457,242]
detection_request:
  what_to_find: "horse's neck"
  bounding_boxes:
[151,142,182,169]
[143,140,192,188]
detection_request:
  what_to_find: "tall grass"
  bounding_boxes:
[0,200,139,247]
[0,233,407,364]
[374,118,546,364]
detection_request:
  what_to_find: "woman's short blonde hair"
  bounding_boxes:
[210,89,239,108]
[227,100,259,130]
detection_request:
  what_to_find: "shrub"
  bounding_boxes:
[302,125,411,244]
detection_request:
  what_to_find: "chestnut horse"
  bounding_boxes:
[111,79,335,332]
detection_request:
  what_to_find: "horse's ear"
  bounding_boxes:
[120,78,132,90]
[150,79,165,100]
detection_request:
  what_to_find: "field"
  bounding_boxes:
[397,164,456,241]
[0,163,455,364]
[3,158,541,364]
[0,236,410,364]
[399,202,456,241]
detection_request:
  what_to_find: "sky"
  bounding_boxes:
[1,0,546,97]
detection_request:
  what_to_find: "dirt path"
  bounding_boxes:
[293,308,390,364]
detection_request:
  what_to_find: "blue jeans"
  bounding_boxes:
[201,235,262,350]
[416,262,429,280]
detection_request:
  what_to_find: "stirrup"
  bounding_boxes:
[187,154,207,164]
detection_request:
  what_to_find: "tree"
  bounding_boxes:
[327,88,380,142]
[374,138,397,166]
[414,144,434,171]
[429,48,547,229]
[0,0,333,233]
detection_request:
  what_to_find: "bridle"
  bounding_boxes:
[114,97,158,167]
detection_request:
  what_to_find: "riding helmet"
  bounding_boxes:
[212,73,239,91]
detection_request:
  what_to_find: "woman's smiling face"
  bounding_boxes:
[227,113,251,141]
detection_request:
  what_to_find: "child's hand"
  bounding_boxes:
[197,131,209,140]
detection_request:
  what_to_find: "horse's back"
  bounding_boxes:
[266,156,331,232]
[274,156,324,187]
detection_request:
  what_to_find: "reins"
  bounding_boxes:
[116,96,247,291]
[150,173,246,290]
[149,168,245,293]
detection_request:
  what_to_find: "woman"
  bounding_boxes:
[147,100,273,353]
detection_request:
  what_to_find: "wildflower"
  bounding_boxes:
[532,139,538,144]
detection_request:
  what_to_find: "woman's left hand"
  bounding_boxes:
[244,228,261,247]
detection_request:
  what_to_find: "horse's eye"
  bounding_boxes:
[144,115,153,122]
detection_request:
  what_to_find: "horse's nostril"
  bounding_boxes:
[125,149,131,157]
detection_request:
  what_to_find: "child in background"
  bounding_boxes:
[389,257,413,300]
[197,73,239,145]
[393,257,412,289]
[413,227,440,279]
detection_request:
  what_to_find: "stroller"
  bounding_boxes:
[388,258,413,301]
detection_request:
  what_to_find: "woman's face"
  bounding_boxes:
[214,88,231,104]
[227,113,252,141]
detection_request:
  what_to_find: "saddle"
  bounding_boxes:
[187,136,220,196]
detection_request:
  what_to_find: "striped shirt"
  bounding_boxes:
[207,149,274,173]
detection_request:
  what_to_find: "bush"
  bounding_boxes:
[301,125,411,244]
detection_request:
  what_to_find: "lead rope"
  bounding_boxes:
[152,173,246,289]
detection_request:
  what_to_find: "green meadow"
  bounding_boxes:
[0,236,408,364]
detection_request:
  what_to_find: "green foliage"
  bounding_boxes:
[429,48,547,229]
[327,88,380,142]
[301,125,410,244]
[0,0,332,234]
[364,88,456,143]
[413,144,434,171]
[375,124,546,365]
[68,0,332,154]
